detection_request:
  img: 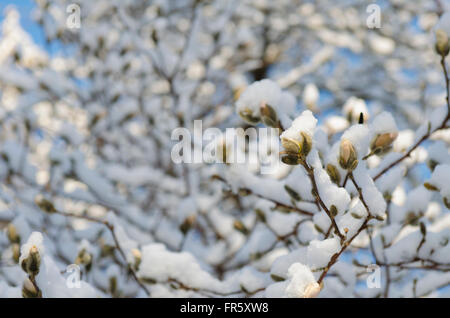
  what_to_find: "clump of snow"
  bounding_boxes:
[137,243,225,292]
[369,34,395,55]
[314,165,350,215]
[375,166,406,194]
[428,164,450,199]
[336,198,367,237]
[352,164,387,218]
[235,79,296,126]
[340,124,370,159]
[285,263,318,298]
[324,116,349,135]
[280,110,317,143]
[19,232,44,265]
[427,141,450,166]
[370,111,398,135]
[342,97,369,123]
[434,12,450,37]
[404,186,433,215]
[270,248,307,280]
[307,238,340,269]
[302,83,319,109]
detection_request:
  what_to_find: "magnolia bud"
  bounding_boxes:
[300,132,312,157]
[281,137,302,154]
[444,197,450,209]
[255,209,266,223]
[34,194,57,214]
[326,164,341,185]
[21,245,41,277]
[7,223,20,244]
[303,282,321,298]
[330,205,338,217]
[435,29,450,57]
[339,139,358,171]
[284,185,301,201]
[281,154,300,165]
[238,109,260,125]
[22,277,41,298]
[131,248,142,270]
[423,182,439,191]
[260,103,278,128]
[12,243,20,263]
[75,248,92,271]
[370,132,398,154]
[179,215,196,235]
[233,220,249,235]
[233,87,245,101]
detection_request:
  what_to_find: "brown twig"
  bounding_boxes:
[300,161,345,241]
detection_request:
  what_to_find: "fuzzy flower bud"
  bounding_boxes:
[34,194,57,214]
[326,164,341,185]
[22,277,41,298]
[131,248,142,270]
[238,108,260,125]
[302,282,321,298]
[339,139,358,171]
[370,132,398,154]
[281,132,312,158]
[21,245,41,277]
[436,29,450,57]
[260,103,278,128]
[7,223,20,244]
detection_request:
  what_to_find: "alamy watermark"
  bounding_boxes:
[366,4,381,29]
[66,4,81,29]
[366,264,381,288]
[171,121,281,175]
[65,264,81,288]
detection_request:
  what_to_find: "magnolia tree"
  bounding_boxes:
[0,0,449,298]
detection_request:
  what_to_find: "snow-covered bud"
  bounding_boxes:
[22,277,41,298]
[343,97,369,123]
[131,248,142,270]
[326,164,341,185]
[238,108,260,125]
[255,209,266,223]
[284,185,301,201]
[260,103,278,128]
[75,248,92,270]
[300,132,313,157]
[370,132,398,154]
[179,215,196,235]
[233,87,245,101]
[436,29,450,57]
[233,220,249,235]
[7,223,20,244]
[339,139,358,171]
[444,197,450,209]
[34,194,57,214]
[303,83,319,111]
[302,282,321,298]
[281,132,312,158]
[12,243,20,263]
[21,245,41,277]
[281,153,300,165]
[281,137,301,154]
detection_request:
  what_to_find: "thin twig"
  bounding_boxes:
[301,161,345,241]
